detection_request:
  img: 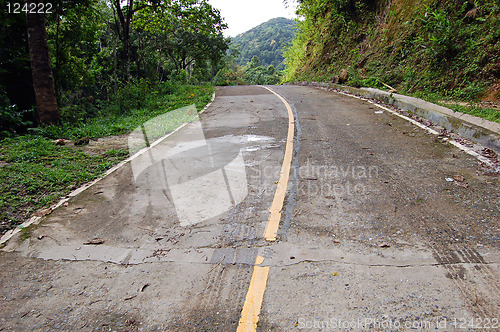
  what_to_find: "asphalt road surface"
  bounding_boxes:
[1,85,499,331]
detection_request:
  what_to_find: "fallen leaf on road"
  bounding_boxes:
[454,175,465,182]
[481,148,497,158]
[52,139,69,146]
[74,137,90,146]
[332,272,338,276]
[36,208,53,217]
[84,238,104,245]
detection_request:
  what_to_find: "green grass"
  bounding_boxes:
[438,103,500,123]
[33,84,214,140]
[0,83,214,235]
[0,136,123,233]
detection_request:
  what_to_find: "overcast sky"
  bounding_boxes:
[208,0,298,37]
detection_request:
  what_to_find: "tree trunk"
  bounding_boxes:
[26,0,60,125]
[113,0,134,82]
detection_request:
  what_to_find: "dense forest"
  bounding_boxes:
[231,17,296,70]
[0,0,229,136]
[284,0,500,110]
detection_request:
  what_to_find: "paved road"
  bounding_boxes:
[1,85,499,330]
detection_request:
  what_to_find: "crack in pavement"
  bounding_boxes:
[18,241,500,269]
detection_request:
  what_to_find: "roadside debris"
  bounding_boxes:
[481,148,497,159]
[74,137,90,146]
[378,243,390,248]
[83,238,105,245]
[36,208,53,217]
[445,178,454,182]
[330,69,349,84]
[52,139,70,146]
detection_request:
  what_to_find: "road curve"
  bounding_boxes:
[0,85,498,330]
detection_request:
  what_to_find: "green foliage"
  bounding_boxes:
[133,0,229,82]
[0,105,35,137]
[284,0,500,110]
[34,83,214,140]
[214,66,246,86]
[416,6,457,62]
[213,46,247,85]
[0,89,36,137]
[0,0,228,135]
[231,17,297,70]
[243,57,282,85]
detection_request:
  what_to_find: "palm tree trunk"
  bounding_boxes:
[26,0,60,125]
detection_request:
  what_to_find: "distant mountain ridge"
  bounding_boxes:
[230,17,297,70]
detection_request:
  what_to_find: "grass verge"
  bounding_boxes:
[0,83,214,236]
[411,91,500,124]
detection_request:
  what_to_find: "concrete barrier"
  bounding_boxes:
[292,81,500,154]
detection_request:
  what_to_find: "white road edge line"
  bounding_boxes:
[0,92,216,247]
[335,90,498,169]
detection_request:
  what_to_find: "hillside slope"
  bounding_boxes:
[284,0,500,107]
[231,17,297,70]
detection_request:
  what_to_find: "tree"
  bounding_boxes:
[244,56,281,85]
[134,0,229,81]
[111,0,169,81]
[249,55,260,69]
[26,0,60,125]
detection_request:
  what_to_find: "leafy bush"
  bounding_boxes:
[416,7,457,62]
[109,79,152,115]
[0,104,35,137]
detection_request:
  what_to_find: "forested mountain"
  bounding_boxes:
[284,0,500,106]
[231,17,296,70]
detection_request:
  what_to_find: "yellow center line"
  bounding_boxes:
[236,256,270,332]
[260,86,295,242]
[236,86,295,332]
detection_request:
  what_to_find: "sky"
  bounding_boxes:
[207,0,298,37]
